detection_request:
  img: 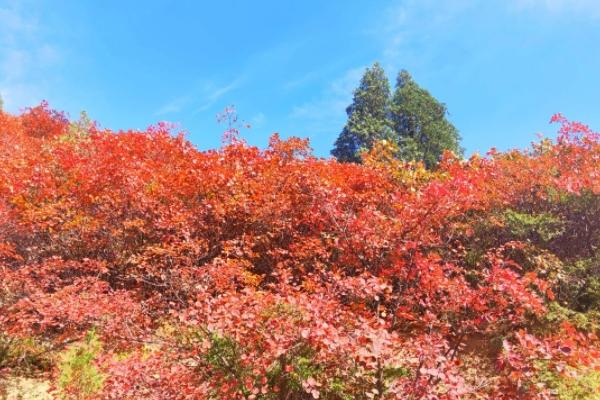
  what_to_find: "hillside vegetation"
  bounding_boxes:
[1,104,599,399]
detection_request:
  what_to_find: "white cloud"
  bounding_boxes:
[0,4,61,111]
[289,66,364,133]
[37,44,61,65]
[0,6,37,38]
[511,0,600,16]
[1,49,29,80]
[250,112,266,127]
[372,0,473,72]
[283,70,324,91]
[155,95,191,116]
[154,77,244,117]
[196,78,243,112]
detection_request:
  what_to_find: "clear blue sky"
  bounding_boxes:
[1,0,599,157]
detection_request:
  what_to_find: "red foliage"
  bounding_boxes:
[0,104,599,399]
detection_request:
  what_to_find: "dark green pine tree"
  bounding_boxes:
[331,62,394,163]
[391,70,463,168]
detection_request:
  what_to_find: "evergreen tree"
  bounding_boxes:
[331,63,394,162]
[391,70,462,168]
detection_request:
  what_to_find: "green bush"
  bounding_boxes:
[0,335,52,373]
[538,365,600,400]
[57,330,104,399]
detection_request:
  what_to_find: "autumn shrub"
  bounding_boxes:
[0,104,599,398]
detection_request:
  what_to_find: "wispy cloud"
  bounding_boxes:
[0,6,37,39]
[511,0,600,16]
[155,77,244,117]
[371,0,473,73]
[283,69,326,91]
[155,37,308,118]
[155,95,192,116]
[0,4,61,111]
[250,112,266,127]
[196,78,243,112]
[289,66,364,134]
[372,0,600,77]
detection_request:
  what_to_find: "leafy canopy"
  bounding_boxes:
[391,70,463,168]
[332,62,393,162]
[332,65,462,169]
[0,104,599,399]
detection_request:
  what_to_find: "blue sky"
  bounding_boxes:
[1,0,599,157]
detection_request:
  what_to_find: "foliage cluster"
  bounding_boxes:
[332,63,462,167]
[0,104,599,398]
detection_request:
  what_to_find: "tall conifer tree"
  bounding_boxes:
[331,63,393,162]
[391,70,462,168]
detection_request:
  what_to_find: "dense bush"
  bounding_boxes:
[0,104,599,399]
